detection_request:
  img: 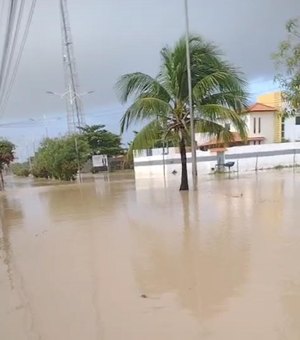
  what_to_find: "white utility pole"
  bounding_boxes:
[43,114,48,138]
[184,0,198,190]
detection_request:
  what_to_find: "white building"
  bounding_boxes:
[283,116,300,142]
[244,102,278,144]
[258,91,300,142]
[195,102,279,149]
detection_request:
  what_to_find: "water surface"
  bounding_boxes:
[1,171,300,339]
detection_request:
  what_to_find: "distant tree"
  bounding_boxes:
[0,139,15,189]
[273,17,300,113]
[32,135,90,181]
[78,125,124,156]
[11,162,30,177]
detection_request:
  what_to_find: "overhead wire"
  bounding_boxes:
[0,1,7,34]
[0,0,37,116]
[0,0,25,105]
[0,0,37,115]
[0,0,16,92]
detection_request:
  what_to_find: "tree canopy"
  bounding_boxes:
[0,139,15,189]
[11,162,30,177]
[32,135,90,181]
[0,139,15,169]
[78,125,124,156]
[273,17,300,113]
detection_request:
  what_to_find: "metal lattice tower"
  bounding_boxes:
[59,0,85,133]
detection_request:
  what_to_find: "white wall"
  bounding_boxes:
[195,132,210,146]
[248,112,275,143]
[134,142,300,180]
[284,117,300,142]
[134,147,177,158]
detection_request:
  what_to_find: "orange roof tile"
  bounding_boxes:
[248,136,265,141]
[200,132,243,147]
[246,102,277,112]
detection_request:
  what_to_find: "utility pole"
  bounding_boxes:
[59,0,84,133]
[184,0,198,190]
[43,114,48,138]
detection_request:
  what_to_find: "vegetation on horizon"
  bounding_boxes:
[31,135,90,181]
[78,124,124,157]
[11,162,30,177]
[23,125,125,181]
[0,139,15,189]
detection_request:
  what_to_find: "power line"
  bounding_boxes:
[0,0,25,106]
[0,1,16,92]
[0,0,37,116]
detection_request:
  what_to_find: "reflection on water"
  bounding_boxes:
[1,170,300,339]
[130,189,250,320]
[0,196,23,288]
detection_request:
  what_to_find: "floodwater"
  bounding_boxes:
[1,171,300,340]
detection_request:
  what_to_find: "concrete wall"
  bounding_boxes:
[134,147,179,158]
[134,142,300,179]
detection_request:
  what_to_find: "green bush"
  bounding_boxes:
[11,162,30,177]
[32,135,90,181]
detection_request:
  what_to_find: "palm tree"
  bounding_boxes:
[116,35,248,190]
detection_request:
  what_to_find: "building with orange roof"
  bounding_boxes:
[196,102,279,150]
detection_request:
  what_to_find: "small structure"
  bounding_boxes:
[245,103,279,144]
[92,154,108,172]
[210,147,227,172]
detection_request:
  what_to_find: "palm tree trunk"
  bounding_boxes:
[0,170,4,191]
[179,138,189,191]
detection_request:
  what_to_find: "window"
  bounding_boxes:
[146,149,153,156]
[225,123,230,130]
[295,116,300,125]
[281,117,285,139]
[258,117,261,133]
[253,117,256,134]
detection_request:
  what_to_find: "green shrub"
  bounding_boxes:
[32,135,90,181]
[11,162,30,177]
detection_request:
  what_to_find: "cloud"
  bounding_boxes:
[1,0,299,123]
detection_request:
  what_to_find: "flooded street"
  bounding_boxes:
[1,171,300,339]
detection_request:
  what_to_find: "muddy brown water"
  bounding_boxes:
[1,171,300,339]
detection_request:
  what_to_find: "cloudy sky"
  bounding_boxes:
[0,0,299,159]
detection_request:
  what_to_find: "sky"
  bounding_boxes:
[0,0,299,160]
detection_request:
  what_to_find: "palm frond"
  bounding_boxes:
[116,33,250,153]
[200,91,248,112]
[195,119,235,144]
[120,97,171,133]
[193,62,248,109]
[128,120,164,156]
[115,72,170,103]
[195,104,247,139]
